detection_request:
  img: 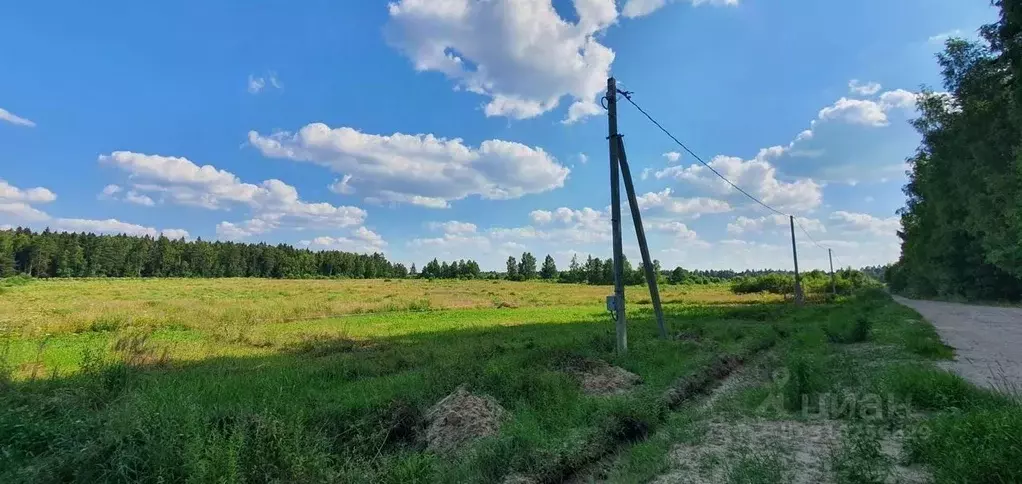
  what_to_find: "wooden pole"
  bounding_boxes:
[829,248,836,296]
[615,136,668,339]
[790,215,804,305]
[607,78,627,353]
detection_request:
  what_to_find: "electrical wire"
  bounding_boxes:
[617,91,788,218]
[794,218,829,251]
[618,88,839,255]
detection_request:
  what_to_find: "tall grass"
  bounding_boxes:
[0,279,789,483]
[907,405,1022,483]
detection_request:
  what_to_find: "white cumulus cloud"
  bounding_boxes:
[161,229,190,239]
[248,124,569,208]
[818,98,891,126]
[848,80,882,96]
[1,179,186,238]
[656,155,822,212]
[622,0,738,19]
[726,214,825,235]
[829,211,899,237]
[818,88,920,127]
[0,179,56,204]
[124,190,156,207]
[299,226,388,253]
[386,0,617,122]
[635,188,732,217]
[428,220,478,235]
[99,151,367,237]
[329,174,356,195]
[649,221,699,241]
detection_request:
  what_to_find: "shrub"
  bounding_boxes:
[731,270,881,297]
[824,313,872,344]
[782,352,827,411]
[833,425,890,484]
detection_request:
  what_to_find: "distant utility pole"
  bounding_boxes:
[789,215,805,305]
[829,248,836,296]
[606,77,668,354]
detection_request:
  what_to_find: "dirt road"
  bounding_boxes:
[894,296,1022,391]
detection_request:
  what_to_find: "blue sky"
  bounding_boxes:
[0,0,997,271]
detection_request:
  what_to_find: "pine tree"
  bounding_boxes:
[518,252,537,280]
[540,254,558,280]
[506,256,518,281]
[567,254,582,283]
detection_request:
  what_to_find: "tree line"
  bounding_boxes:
[888,1,1022,300]
[2,226,864,285]
[0,227,408,279]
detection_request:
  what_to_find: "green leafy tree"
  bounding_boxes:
[669,267,687,284]
[891,5,1022,300]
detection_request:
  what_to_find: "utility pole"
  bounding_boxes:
[607,77,627,354]
[829,248,836,296]
[789,215,804,305]
[603,77,670,352]
[615,136,667,339]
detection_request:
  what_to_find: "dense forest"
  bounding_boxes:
[888,1,1022,300]
[0,227,409,279]
[1,227,864,287]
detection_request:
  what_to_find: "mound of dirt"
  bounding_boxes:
[577,361,642,396]
[424,385,506,453]
[500,474,537,484]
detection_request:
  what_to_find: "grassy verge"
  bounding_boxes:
[598,289,1022,483]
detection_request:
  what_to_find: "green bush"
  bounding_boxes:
[731,270,880,296]
[824,312,873,344]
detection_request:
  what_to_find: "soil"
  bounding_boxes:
[653,419,929,484]
[576,361,642,396]
[424,385,506,453]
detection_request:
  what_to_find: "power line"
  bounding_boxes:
[616,91,788,218]
[617,88,837,254]
[794,218,829,251]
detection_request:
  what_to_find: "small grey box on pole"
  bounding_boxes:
[607,77,627,353]
[789,215,805,305]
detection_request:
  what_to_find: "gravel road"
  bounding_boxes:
[894,296,1022,392]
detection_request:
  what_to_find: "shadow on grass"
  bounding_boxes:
[0,300,847,484]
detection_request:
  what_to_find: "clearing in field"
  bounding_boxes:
[1,278,1019,483]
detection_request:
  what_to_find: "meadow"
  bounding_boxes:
[1,278,1019,483]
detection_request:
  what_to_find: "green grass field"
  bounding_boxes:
[1,278,1019,483]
